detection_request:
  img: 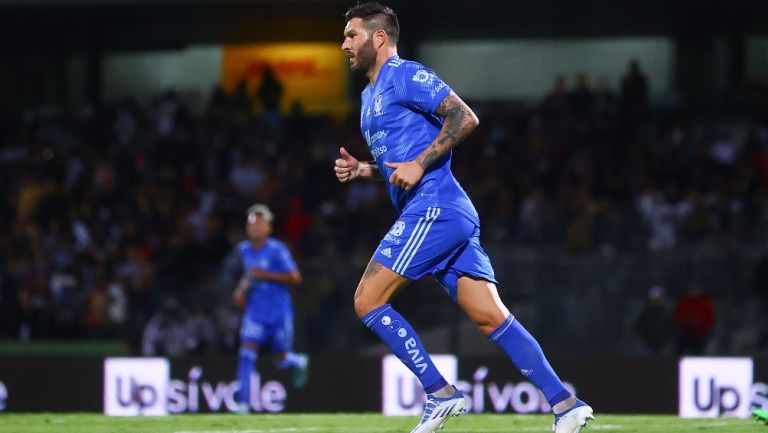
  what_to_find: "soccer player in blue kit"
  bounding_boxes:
[232,204,308,413]
[335,3,594,433]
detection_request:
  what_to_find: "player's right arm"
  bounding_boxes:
[232,273,251,307]
[334,147,383,182]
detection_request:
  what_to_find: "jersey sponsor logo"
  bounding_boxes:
[374,94,384,116]
[412,70,431,83]
[364,129,385,148]
[404,337,428,375]
[430,81,447,98]
[369,130,386,144]
[383,233,401,244]
[389,220,406,237]
[364,130,387,157]
[380,247,392,258]
[371,145,387,158]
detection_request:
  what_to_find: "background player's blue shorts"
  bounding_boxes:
[239,310,294,352]
[372,206,497,300]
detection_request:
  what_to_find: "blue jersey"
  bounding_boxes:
[360,55,478,224]
[238,238,298,323]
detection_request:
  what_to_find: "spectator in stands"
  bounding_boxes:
[569,72,595,115]
[184,304,218,353]
[0,63,766,359]
[141,298,188,357]
[620,59,648,115]
[634,285,674,354]
[542,74,570,119]
[258,65,284,138]
[674,283,716,355]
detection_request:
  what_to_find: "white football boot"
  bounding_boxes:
[410,387,467,433]
[553,399,595,433]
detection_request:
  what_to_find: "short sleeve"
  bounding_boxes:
[393,62,452,114]
[275,244,298,272]
[237,241,248,263]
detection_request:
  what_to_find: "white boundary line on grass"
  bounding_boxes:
[174,429,321,433]
[512,426,622,432]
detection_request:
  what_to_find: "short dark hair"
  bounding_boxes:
[345,2,400,44]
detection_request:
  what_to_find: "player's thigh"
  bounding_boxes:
[433,228,497,300]
[268,314,294,353]
[456,276,510,335]
[354,258,410,317]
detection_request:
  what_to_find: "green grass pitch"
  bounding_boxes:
[0,413,765,433]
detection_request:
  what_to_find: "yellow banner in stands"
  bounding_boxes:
[222,43,350,118]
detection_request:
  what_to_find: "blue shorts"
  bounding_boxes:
[372,206,497,300]
[240,311,294,352]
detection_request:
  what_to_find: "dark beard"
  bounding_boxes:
[352,37,376,72]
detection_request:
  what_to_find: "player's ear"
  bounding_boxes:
[375,29,387,49]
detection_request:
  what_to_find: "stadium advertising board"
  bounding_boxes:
[166,365,286,413]
[382,354,458,415]
[678,357,755,418]
[102,355,381,415]
[104,358,170,416]
[103,357,306,415]
[0,356,103,412]
[382,355,577,415]
[221,43,350,118]
[1,354,767,414]
[167,356,380,413]
[455,364,574,414]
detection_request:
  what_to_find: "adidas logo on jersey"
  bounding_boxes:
[381,247,392,258]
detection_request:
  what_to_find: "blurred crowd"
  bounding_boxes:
[1,61,767,355]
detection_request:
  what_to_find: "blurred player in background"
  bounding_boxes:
[233,204,308,413]
[335,3,594,432]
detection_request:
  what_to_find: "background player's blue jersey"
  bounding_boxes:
[238,238,297,323]
[360,55,478,223]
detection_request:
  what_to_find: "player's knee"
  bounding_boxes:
[241,341,259,350]
[476,323,498,336]
[353,297,382,319]
[473,315,506,336]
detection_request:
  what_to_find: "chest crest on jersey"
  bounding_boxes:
[374,94,384,116]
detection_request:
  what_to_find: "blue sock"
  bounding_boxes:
[488,315,571,407]
[362,304,448,394]
[274,352,305,369]
[237,346,258,404]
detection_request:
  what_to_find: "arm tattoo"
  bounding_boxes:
[419,150,439,169]
[437,103,465,147]
[417,92,477,170]
[363,258,383,279]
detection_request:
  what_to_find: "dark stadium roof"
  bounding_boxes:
[0,0,766,56]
